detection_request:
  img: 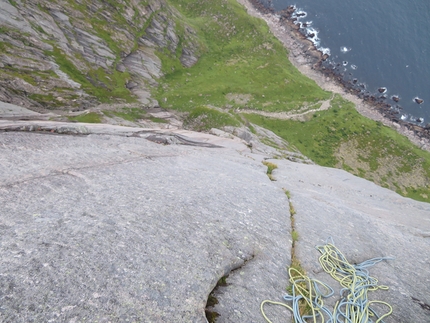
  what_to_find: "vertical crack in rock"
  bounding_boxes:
[283,188,308,316]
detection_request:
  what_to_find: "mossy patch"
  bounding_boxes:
[68,112,102,123]
[109,107,147,122]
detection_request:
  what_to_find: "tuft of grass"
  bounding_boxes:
[205,310,220,323]
[262,161,278,175]
[289,202,296,216]
[68,112,102,123]
[110,107,147,121]
[216,275,229,287]
[291,230,299,242]
[262,161,278,181]
[206,294,219,307]
[149,117,169,124]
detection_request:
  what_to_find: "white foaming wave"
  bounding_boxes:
[342,61,348,66]
[413,96,424,104]
[320,47,331,55]
[292,8,329,57]
[378,87,387,94]
[402,113,424,124]
[340,46,352,53]
[409,115,424,123]
[292,10,307,19]
[302,26,320,47]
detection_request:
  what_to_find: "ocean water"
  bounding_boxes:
[261,0,430,125]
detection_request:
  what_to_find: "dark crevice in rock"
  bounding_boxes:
[205,255,255,322]
[412,297,430,312]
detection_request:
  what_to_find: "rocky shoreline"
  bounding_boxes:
[240,0,430,152]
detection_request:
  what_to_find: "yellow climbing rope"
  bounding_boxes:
[261,239,393,323]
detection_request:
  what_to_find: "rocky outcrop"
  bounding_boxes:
[0,0,202,110]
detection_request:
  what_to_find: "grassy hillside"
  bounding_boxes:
[157,0,330,111]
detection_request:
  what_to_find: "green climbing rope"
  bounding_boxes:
[261,238,394,323]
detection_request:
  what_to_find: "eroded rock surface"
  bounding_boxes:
[0,0,202,110]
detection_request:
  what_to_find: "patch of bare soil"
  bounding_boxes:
[225,93,253,105]
[239,96,333,121]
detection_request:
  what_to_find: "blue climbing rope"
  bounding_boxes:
[261,238,394,323]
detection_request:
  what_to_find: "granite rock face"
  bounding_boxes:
[0,130,292,322]
[0,0,202,110]
[0,126,429,322]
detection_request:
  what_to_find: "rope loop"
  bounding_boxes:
[261,238,394,323]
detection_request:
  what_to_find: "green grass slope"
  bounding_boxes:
[156,0,330,111]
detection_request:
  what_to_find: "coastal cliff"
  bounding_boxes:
[1,1,430,321]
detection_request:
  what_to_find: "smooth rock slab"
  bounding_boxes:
[0,132,292,322]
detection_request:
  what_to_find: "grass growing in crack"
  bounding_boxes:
[205,274,229,323]
[263,161,277,173]
[262,161,277,181]
[284,189,296,216]
[287,258,313,316]
[283,188,311,316]
[206,294,219,308]
[289,202,296,216]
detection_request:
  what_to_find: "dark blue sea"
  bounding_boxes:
[261,0,430,125]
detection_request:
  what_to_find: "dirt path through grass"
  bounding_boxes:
[240,95,333,121]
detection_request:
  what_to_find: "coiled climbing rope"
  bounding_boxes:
[261,238,394,323]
